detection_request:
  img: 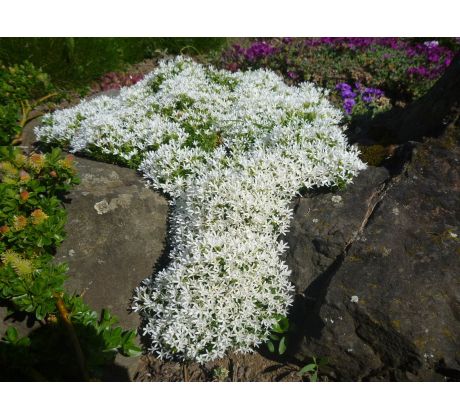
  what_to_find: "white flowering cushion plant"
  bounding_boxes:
[36,56,366,363]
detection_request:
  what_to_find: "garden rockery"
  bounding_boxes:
[36,56,366,363]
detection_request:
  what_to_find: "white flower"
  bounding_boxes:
[36,56,366,363]
[423,41,439,48]
[350,295,359,303]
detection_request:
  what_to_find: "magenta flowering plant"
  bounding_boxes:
[218,38,459,118]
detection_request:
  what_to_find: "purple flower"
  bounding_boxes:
[336,81,386,112]
[336,83,357,99]
[336,82,352,91]
[232,44,245,55]
[343,98,355,114]
[364,87,383,95]
[362,87,384,103]
[408,66,430,78]
[287,71,299,80]
[245,41,276,61]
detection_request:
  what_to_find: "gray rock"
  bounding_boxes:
[89,89,120,100]
[54,156,169,379]
[56,157,168,327]
[18,115,42,153]
[288,132,460,381]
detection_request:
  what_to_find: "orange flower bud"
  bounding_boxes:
[28,153,45,172]
[58,154,75,170]
[30,209,49,225]
[12,215,28,231]
[0,225,10,235]
[46,314,58,324]
[20,191,30,201]
[19,170,31,182]
[50,170,58,178]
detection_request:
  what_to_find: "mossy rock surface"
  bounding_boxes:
[358,144,389,166]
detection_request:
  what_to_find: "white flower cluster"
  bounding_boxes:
[36,56,366,363]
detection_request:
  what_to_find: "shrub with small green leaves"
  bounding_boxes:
[0,61,56,145]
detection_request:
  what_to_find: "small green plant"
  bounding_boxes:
[266,315,290,355]
[212,366,229,382]
[298,356,328,382]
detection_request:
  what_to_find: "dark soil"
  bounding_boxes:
[134,351,317,382]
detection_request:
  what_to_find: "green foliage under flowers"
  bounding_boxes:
[280,44,435,102]
[0,61,57,145]
[0,147,140,380]
[266,314,290,355]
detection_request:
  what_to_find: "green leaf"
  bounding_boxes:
[298,364,316,375]
[6,326,18,343]
[17,336,31,347]
[101,308,111,322]
[278,337,287,355]
[310,372,318,382]
[123,345,142,357]
[272,324,283,334]
[269,333,280,341]
[267,340,275,353]
[272,315,289,333]
[278,316,289,332]
[35,304,47,320]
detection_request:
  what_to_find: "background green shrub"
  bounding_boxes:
[0,61,56,145]
[0,37,227,88]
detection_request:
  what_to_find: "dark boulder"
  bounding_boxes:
[287,129,460,381]
[286,166,390,294]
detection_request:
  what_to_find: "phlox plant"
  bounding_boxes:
[36,56,366,363]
